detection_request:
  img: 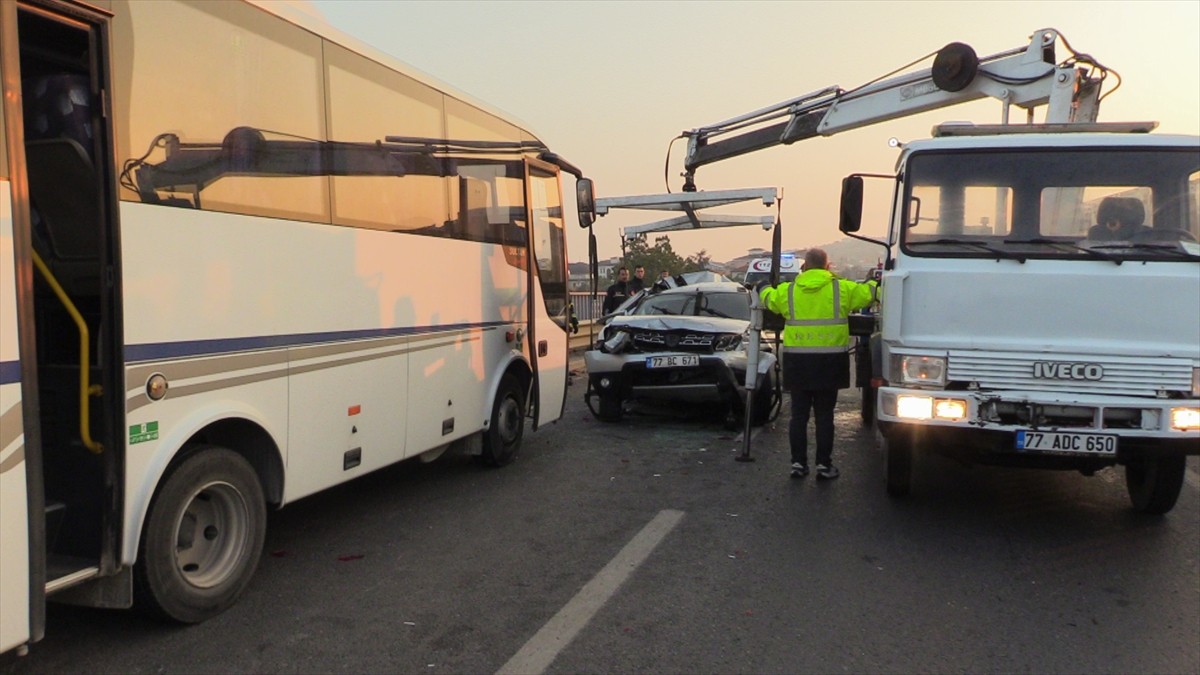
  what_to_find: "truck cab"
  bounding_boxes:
[851,124,1200,512]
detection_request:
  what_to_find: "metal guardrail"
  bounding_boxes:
[569,291,605,322]
[569,320,598,352]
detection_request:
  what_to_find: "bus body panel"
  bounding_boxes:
[0,182,32,654]
[117,200,535,555]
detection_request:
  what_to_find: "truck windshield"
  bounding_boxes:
[901,148,1200,263]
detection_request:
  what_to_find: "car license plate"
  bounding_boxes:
[645,354,699,369]
[1015,430,1117,455]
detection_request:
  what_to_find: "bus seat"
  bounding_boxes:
[24,137,99,261]
[23,73,94,161]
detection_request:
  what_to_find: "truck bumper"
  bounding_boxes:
[876,386,1200,467]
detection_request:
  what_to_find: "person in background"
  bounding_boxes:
[603,266,631,314]
[650,270,671,291]
[759,248,879,480]
[1087,196,1148,242]
[629,265,647,294]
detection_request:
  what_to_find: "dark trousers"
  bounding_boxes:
[789,389,838,467]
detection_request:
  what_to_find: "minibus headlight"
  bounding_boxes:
[1170,407,1200,431]
[894,355,947,387]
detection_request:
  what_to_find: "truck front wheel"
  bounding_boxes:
[884,432,913,498]
[1125,455,1186,515]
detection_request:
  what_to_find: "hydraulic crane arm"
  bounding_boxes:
[680,28,1108,191]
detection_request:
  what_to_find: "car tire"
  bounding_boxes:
[749,373,774,427]
[1125,455,1186,515]
[597,391,623,422]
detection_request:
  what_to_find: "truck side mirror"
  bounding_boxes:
[576,177,596,228]
[839,175,864,233]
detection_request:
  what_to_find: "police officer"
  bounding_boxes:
[603,266,632,314]
[759,248,879,480]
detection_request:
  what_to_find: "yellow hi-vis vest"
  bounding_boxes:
[759,269,878,354]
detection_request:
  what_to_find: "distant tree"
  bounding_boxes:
[602,235,716,282]
[682,249,710,273]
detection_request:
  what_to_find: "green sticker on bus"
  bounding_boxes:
[129,421,159,444]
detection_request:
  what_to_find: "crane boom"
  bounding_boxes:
[680,28,1105,191]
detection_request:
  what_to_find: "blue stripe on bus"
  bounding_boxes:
[124,321,510,363]
[0,360,19,385]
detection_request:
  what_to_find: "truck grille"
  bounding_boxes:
[947,350,1194,398]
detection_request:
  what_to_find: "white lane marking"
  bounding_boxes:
[1185,467,1199,491]
[496,509,685,675]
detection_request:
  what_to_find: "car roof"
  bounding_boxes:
[654,281,748,295]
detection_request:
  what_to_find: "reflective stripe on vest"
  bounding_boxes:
[786,277,847,331]
[782,345,849,354]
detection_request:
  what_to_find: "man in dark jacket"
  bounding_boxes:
[603,266,631,314]
[759,249,878,480]
[628,265,647,294]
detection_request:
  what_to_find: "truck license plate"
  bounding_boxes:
[1015,430,1117,455]
[645,354,699,369]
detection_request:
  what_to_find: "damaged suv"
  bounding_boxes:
[584,281,778,425]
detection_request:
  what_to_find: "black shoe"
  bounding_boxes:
[790,462,809,478]
[816,464,840,480]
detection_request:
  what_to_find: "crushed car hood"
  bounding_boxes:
[608,315,748,333]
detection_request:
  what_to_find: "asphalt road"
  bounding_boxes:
[3,368,1198,674]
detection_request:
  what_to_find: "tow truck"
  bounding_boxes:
[660,28,1199,513]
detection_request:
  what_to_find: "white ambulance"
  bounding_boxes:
[742,254,801,288]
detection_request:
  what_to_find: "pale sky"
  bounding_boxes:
[309,0,1200,263]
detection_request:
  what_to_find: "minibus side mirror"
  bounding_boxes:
[576,178,596,228]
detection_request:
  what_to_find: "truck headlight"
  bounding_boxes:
[1170,407,1200,431]
[893,355,947,387]
[1192,367,1199,396]
[896,395,967,421]
[934,398,967,421]
[897,395,933,419]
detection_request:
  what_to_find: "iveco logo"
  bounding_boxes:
[1033,362,1104,381]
